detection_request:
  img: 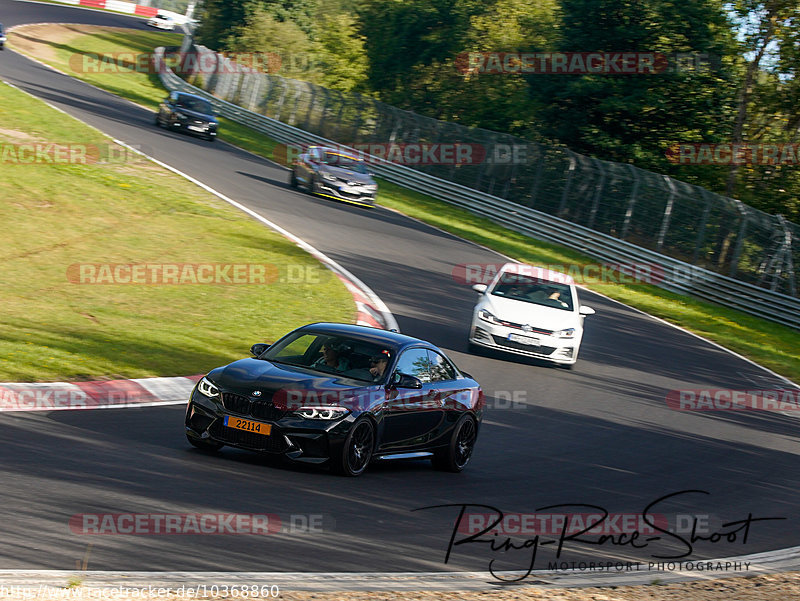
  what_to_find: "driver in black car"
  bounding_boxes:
[311,339,351,372]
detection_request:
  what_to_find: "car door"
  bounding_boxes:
[379,347,445,451]
[161,91,180,123]
[298,147,320,185]
[428,349,473,417]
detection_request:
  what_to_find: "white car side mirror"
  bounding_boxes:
[579,306,595,316]
[472,284,488,294]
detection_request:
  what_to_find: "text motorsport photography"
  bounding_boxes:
[414,490,785,582]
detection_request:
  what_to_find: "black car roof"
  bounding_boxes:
[295,323,435,351]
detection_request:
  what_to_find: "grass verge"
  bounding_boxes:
[0,79,353,382]
[9,24,800,383]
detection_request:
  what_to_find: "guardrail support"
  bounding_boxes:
[657,176,677,250]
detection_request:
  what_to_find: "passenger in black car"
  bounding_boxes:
[369,352,390,382]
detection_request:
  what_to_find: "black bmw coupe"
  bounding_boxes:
[185,323,483,476]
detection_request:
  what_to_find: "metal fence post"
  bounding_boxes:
[657,176,677,250]
[619,165,640,240]
[587,159,606,230]
[692,188,713,263]
[526,148,544,208]
[728,202,749,277]
[273,79,288,120]
[558,151,577,217]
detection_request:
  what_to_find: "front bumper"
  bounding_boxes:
[315,178,376,207]
[469,320,579,364]
[185,391,352,464]
[171,118,216,138]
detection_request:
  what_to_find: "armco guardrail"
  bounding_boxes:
[153,48,800,330]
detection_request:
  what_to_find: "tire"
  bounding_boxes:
[433,414,477,472]
[330,418,375,476]
[289,170,298,188]
[187,434,223,452]
[154,113,161,127]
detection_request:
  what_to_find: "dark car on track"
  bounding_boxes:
[290,146,378,207]
[155,91,217,141]
[185,323,483,476]
[0,24,6,50]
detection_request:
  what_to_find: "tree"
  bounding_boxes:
[195,0,318,49]
[529,0,739,175]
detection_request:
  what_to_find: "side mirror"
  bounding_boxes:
[579,306,595,316]
[472,284,488,294]
[392,373,422,389]
[250,343,270,357]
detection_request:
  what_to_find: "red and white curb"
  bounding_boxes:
[0,375,202,412]
[20,0,159,18]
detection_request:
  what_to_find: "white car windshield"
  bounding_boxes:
[322,152,369,174]
[490,273,574,311]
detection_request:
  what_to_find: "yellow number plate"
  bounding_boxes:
[224,415,272,435]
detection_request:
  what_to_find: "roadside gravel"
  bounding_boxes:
[2,572,799,600]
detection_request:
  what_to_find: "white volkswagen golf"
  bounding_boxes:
[468,263,595,368]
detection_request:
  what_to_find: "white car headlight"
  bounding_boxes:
[478,308,505,326]
[321,172,338,182]
[197,376,219,398]
[557,328,576,339]
[295,406,350,420]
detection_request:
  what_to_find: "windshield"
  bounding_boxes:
[490,272,574,311]
[262,331,394,382]
[322,152,369,174]
[176,96,213,114]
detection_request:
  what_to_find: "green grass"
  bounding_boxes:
[9,25,800,383]
[0,80,353,382]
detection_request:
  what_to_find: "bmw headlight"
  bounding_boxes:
[557,328,576,339]
[365,184,378,191]
[295,406,350,420]
[321,172,338,182]
[176,112,189,120]
[197,376,219,398]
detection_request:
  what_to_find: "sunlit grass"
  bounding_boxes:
[0,80,352,382]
